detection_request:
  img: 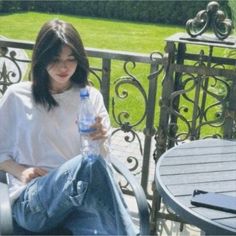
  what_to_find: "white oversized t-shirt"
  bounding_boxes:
[0,81,111,203]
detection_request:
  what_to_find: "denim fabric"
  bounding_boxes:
[12,155,137,235]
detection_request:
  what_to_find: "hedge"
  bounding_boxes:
[0,0,231,26]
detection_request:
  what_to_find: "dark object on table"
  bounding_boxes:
[191,189,236,214]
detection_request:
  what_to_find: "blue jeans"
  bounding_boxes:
[12,155,137,235]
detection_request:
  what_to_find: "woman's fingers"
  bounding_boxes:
[90,128,108,140]
[90,116,108,140]
[21,167,48,183]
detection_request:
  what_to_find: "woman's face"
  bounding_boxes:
[47,45,78,92]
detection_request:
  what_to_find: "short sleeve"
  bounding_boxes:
[0,86,19,163]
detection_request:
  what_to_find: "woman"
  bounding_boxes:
[0,19,136,235]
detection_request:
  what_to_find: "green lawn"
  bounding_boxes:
[0,12,183,130]
[0,12,229,136]
[0,11,183,53]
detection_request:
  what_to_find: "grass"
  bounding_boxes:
[0,11,183,130]
[0,11,183,53]
[0,12,230,137]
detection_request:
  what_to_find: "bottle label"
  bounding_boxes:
[79,118,96,134]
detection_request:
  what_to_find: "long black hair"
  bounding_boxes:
[31,19,89,110]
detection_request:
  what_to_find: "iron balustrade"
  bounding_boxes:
[155,33,236,161]
[151,32,236,234]
[149,2,236,233]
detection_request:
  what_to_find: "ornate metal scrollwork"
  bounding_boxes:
[88,67,102,88]
[186,1,232,40]
[111,61,148,191]
[155,46,232,147]
[149,52,164,80]
[165,69,230,144]
[112,61,148,134]
[0,45,29,96]
[153,126,166,163]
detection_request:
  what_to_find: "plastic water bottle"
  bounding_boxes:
[77,87,100,157]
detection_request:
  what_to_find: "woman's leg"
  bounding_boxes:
[12,155,88,232]
[63,161,137,235]
[12,155,136,235]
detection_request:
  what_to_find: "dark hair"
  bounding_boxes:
[31,19,89,110]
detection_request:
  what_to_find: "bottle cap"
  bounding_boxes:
[80,87,89,97]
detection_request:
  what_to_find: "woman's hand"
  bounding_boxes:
[20,167,48,184]
[90,116,108,140]
[0,159,48,184]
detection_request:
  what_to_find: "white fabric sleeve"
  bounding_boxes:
[0,87,18,164]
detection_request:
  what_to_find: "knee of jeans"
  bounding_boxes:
[69,180,88,206]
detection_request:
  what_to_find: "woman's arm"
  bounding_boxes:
[0,159,48,184]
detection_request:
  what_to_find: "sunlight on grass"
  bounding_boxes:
[0,11,183,53]
[0,12,229,135]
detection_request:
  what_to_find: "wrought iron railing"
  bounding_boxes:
[154,1,236,163]
[150,1,236,233]
[153,37,236,174]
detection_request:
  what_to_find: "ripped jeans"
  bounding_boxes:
[12,155,137,235]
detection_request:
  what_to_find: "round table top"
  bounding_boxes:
[155,138,236,235]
